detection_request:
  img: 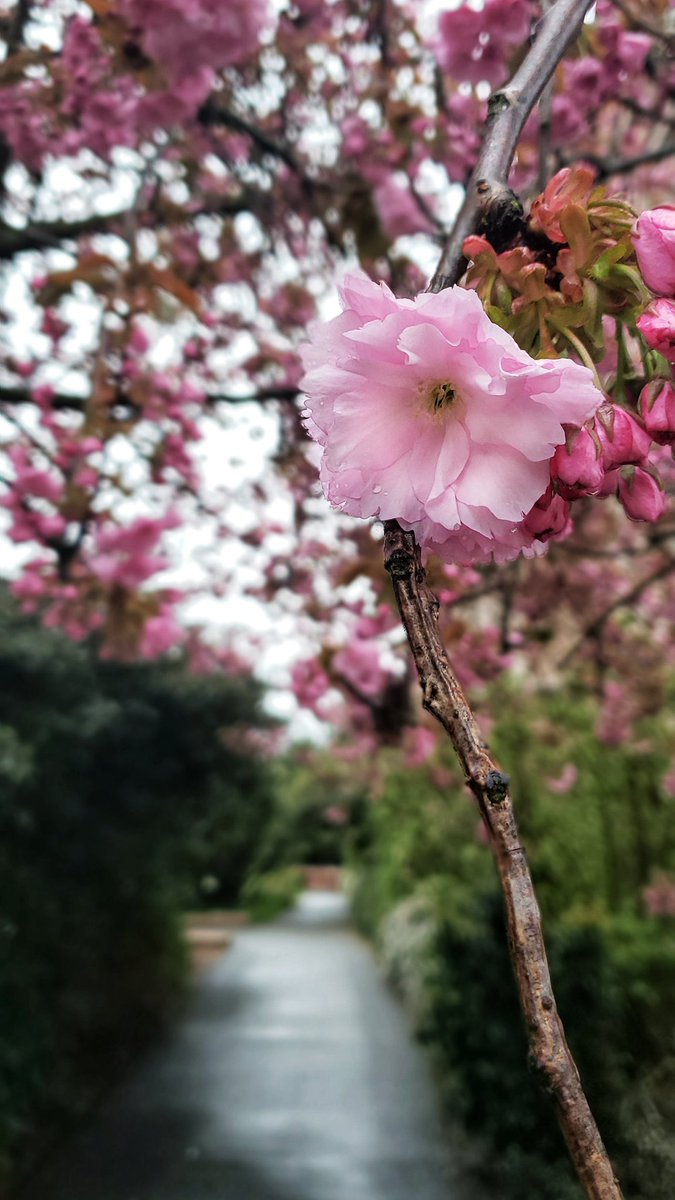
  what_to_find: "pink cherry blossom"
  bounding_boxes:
[522,489,571,542]
[89,514,179,590]
[403,726,438,767]
[300,272,604,565]
[434,0,534,87]
[139,607,184,658]
[333,640,391,700]
[373,177,434,240]
[547,763,578,794]
[120,0,270,85]
[643,875,675,918]
[633,206,675,295]
[637,298,675,362]
[290,658,331,714]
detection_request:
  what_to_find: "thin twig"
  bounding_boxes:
[591,140,675,181]
[558,556,675,668]
[611,0,675,47]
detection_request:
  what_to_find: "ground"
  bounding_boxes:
[20,893,482,1200]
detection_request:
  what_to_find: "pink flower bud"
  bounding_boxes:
[633,205,675,295]
[639,379,675,444]
[551,426,604,497]
[594,403,652,469]
[598,467,620,497]
[617,466,667,522]
[523,489,571,540]
[637,298,675,362]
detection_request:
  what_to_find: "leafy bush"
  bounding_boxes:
[350,685,675,1199]
[253,751,369,873]
[241,867,305,922]
[0,590,274,1185]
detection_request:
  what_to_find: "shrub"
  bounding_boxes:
[241,867,305,922]
[0,590,273,1185]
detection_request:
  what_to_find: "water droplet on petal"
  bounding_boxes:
[373,485,382,494]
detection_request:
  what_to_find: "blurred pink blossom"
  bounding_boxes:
[643,875,675,918]
[547,763,578,794]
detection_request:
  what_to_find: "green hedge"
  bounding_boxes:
[0,592,273,1186]
[350,684,675,1199]
[241,867,305,922]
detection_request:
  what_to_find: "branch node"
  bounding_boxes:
[385,548,413,580]
[487,89,518,119]
[476,182,525,251]
[486,768,511,805]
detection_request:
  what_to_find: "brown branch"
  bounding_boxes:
[383,2,625,1197]
[0,383,300,412]
[591,140,675,181]
[430,0,594,292]
[198,103,300,173]
[0,196,249,258]
[558,556,675,668]
[2,0,30,56]
[0,211,132,258]
[384,526,623,1200]
[611,0,675,46]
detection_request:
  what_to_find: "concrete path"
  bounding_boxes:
[22,892,472,1200]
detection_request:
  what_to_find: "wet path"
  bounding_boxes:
[22,893,468,1200]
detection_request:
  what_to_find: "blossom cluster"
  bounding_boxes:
[633,208,675,466]
[0,1,270,169]
[301,269,667,565]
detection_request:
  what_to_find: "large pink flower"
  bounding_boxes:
[300,273,604,564]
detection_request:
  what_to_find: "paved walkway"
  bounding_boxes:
[22,893,474,1200]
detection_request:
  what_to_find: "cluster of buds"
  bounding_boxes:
[551,403,665,524]
[634,208,675,466]
[465,166,646,360]
[464,173,672,529]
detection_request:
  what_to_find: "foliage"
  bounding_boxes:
[241,867,305,924]
[350,681,675,1199]
[0,588,273,1184]
[252,750,369,873]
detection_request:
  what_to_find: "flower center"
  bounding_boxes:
[429,381,456,411]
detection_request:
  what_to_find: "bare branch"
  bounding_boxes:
[0,196,249,258]
[0,383,300,412]
[198,102,299,172]
[611,0,675,47]
[2,0,31,56]
[430,0,594,292]
[558,556,675,667]
[591,140,675,181]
